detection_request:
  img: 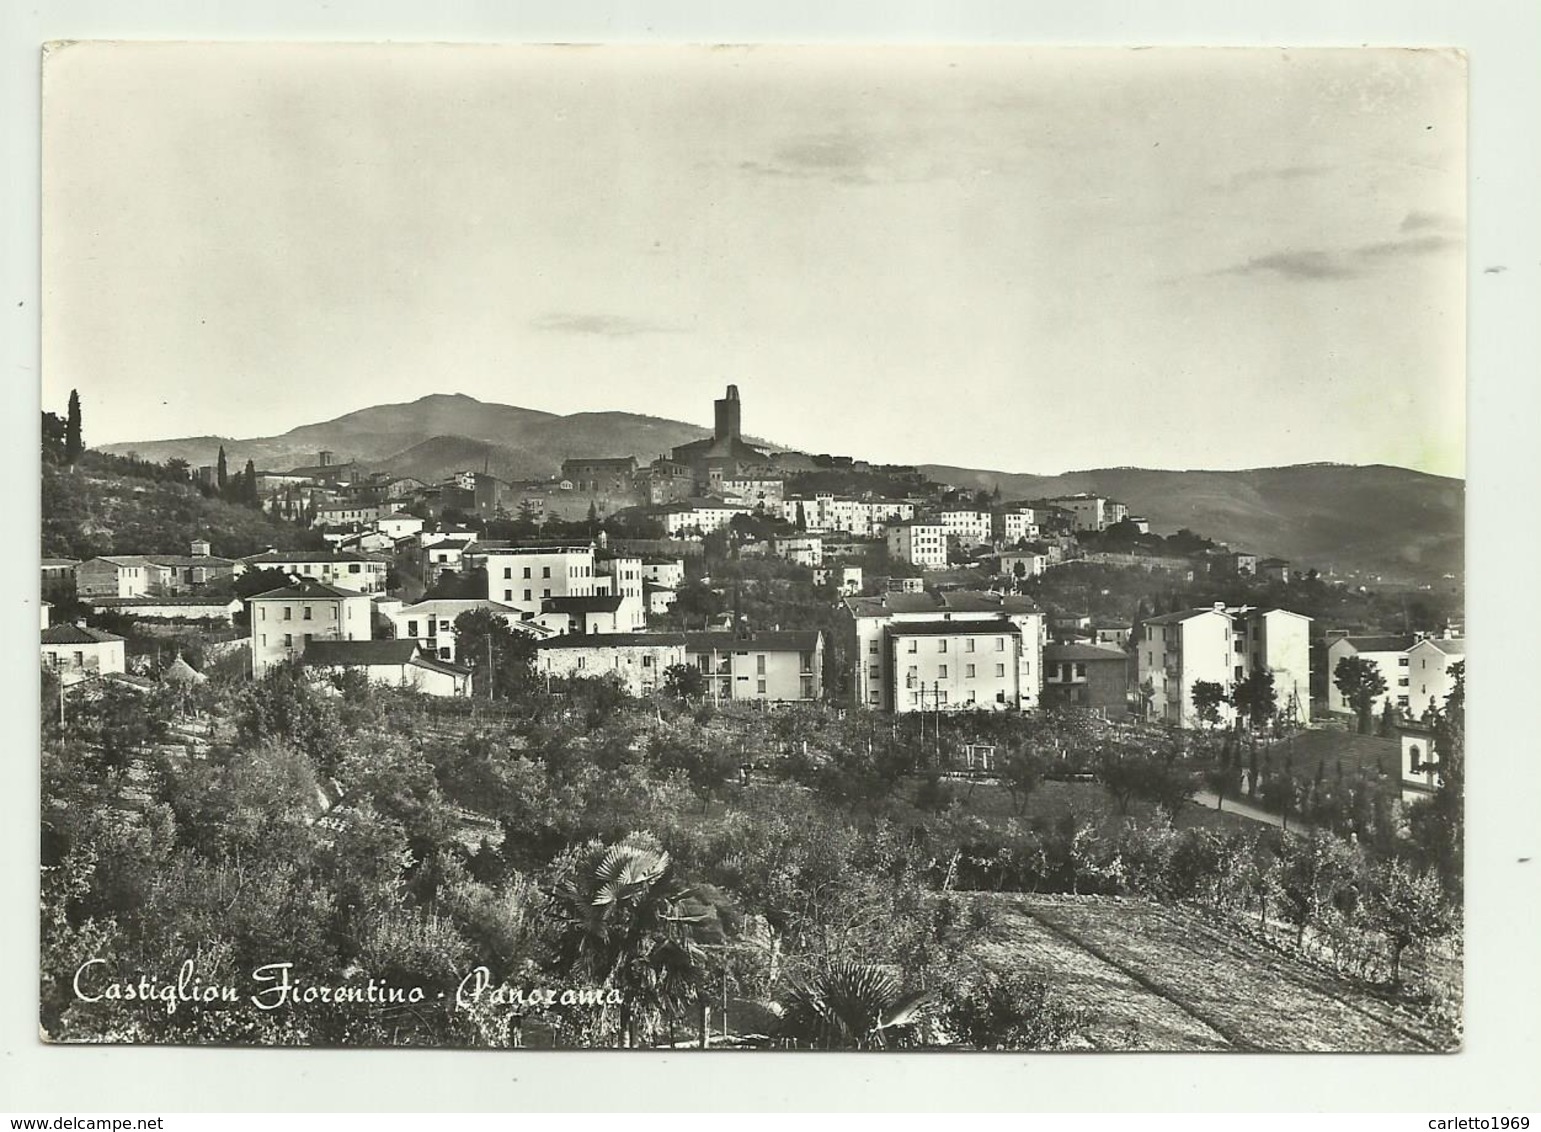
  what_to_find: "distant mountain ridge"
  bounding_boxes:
[100,393,1463,580]
[921,462,1464,581]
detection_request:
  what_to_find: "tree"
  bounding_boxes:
[999,745,1045,815]
[1278,831,1356,949]
[548,836,731,1047]
[661,663,706,703]
[774,960,929,1050]
[1231,669,1277,732]
[1192,680,1228,728]
[452,609,537,700]
[1365,858,1455,989]
[216,446,229,496]
[244,459,259,506]
[1407,660,1464,897]
[65,389,84,464]
[1334,655,1387,735]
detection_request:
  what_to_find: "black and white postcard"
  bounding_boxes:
[37,43,1467,1054]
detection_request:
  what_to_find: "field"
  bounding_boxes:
[976,895,1458,1052]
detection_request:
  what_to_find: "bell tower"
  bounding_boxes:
[713,384,741,444]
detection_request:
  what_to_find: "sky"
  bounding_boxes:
[42,44,1467,476]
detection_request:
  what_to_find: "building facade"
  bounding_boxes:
[246,580,375,676]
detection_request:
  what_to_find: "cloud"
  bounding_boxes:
[530,313,681,338]
[1217,232,1462,281]
[1224,164,1332,192]
[1223,250,1357,280]
[737,128,951,186]
[1399,209,1461,233]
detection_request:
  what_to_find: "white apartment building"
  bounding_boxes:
[1138,606,1235,726]
[1139,603,1313,727]
[775,535,824,568]
[936,507,993,546]
[1042,494,1129,533]
[994,508,1043,545]
[247,579,374,676]
[782,496,916,537]
[389,598,542,662]
[242,550,390,595]
[376,512,425,540]
[1325,634,1414,717]
[594,554,647,632]
[643,559,686,588]
[842,590,1044,712]
[720,478,786,511]
[484,545,597,609]
[660,499,752,537]
[1407,636,1465,720]
[887,521,948,569]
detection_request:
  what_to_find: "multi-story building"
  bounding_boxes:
[243,549,390,595]
[993,506,1042,546]
[936,506,992,546]
[537,595,631,636]
[594,553,647,632]
[775,535,824,568]
[247,579,374,676]
[1042,642,1130,716]
[721,477,786,512]
[643,559,686,589]
[886,521,948,569]
[1040,494,1127,533]
[685,630,824,704]
[389,598,543,662]
[1406,636,1465,720]
[483,544,597,608]
[995,549,1048,580]
[76,545,241,599]
[1139,603,1313,726]
[782,495,916,537]
[562,457,640,496]
[1324,634,1414,718]
[841,590,1044,713]
[1137,605,1235,726]
[535,633,689,696]
[315,503,382,529]
[659,498,752,538]
[40,558,78,601]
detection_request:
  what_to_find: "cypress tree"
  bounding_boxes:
[65,390,83,463]
[216,446,229,494]
[244,459,258,506]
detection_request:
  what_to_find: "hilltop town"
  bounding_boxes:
[39,385,1466,1051]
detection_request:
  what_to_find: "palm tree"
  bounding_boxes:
[549,836,733,1047]
[773,960,930,1050]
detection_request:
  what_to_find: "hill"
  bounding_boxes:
[100,393,721,479]
[922,462,1464,581]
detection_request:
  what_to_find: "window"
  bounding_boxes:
[938,640,948,653]
[907,640,918,653]
[304,633,313,645]
[757,679,767,695]
[995,664,1006,678]
[577,656,586,669]
[966,639,976,653]
[283,634,293,648]
[259,607,266,621]
[504,590,512,602]
[869,690,881,704]
[543,589,551,598]
[259,634,266,647]
[524,589,532,601]
[503,567,511,579]
[642,655,654,668]
[523,567,531,579]
[938,665,948,679]
[1076,662,1087,678]
[349,564,361,574]
[1408,744,1423,771]
[1398,677,1409,687]
[1399,657,1410,667]
[906,665,918,688]
[965,664,976,678]
[996,638,1005,651]
[407,620,419,637]
[542,567,551,579]
[303,606,313,620]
